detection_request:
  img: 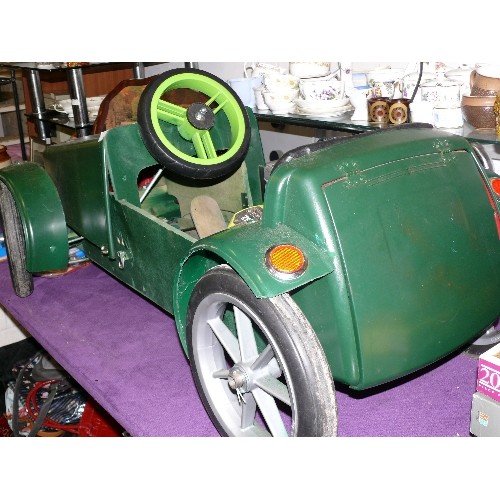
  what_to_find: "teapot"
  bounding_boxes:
[420,72,461,106]
[243,62,287,80]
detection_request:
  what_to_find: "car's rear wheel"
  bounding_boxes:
[137,69,250,180]
[0,182,33,297]
[186,264,337,437]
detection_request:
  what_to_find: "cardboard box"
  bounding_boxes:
[470,391,500,437]
[476,342,500,402]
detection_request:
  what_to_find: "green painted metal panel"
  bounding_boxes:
[183,222,335,297]
[104,124,159,204]
[44,137,109,248]
[290,262,361,387]
[93,199,193,313]
[324,149,500,388]
[245,108,266,205]
[254,128,500,388]
[0,162,68,272]
[173,221,336,352]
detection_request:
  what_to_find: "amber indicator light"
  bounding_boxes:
[491,178,500,196]
[266,244,307,278]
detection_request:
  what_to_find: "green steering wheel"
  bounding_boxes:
[137,69,250,180]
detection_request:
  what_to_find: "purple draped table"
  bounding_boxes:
[0,260,479,437]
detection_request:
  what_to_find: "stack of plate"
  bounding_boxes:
[86,95,106,120]
[294,97,353,117]
[54,95,106,119]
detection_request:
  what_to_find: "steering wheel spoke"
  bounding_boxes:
[192,131,218,160]
[206,93,229,115]
[156,100,187,126]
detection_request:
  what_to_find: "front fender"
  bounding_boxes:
[173,222,335,353]
[0,162,68,272]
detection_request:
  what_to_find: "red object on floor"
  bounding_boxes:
[77,397,124,437]
[0,414,12,437]
[1,398,123,437]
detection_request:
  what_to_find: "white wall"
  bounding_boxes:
[145,62,411,80]
[145,62,290,80]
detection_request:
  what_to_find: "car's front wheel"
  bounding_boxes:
[0,182,33,297]
[186,265,337,437]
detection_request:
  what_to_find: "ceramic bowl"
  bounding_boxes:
[262,90,298,114]
[53,98,73,116]
[52,95,105,118]
[263,100,296,114]
[300,72,338,82]
[295,97,350,112]
[367,68,405,97]
[475,65,500,78]
[401,71,435,99]
[263,73,300,93]
[461,94,497,129]
[289,62,331,79]
[86,95,105,118]
[87,95,105,108]
[445,66,474,95]
[262,90,299,101]
[299,79,345,101]
[367,68,405,84]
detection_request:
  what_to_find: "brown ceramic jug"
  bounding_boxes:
[470,68,500,97]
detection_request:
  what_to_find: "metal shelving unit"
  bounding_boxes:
[0,69,28,160]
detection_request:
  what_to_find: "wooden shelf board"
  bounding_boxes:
[0,135,29,146]
[0,104,26,113]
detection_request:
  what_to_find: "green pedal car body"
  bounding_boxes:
[2,68,500,436]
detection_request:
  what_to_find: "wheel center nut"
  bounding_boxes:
[187,102,215,130]
[228,367,246,390]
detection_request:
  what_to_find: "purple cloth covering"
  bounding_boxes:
[0,261,478,437]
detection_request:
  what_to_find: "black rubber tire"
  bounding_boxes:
[0,182,33,297]
[186,264,337,437]
[137,68,250,180]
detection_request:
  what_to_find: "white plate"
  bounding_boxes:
[292,105,354,117]
[59,112,98,120]
[268,109,295,115]
[295,97,350,111]
[298,71,339,81]
[267,104,296,114]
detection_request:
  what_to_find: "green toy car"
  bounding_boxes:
[2,69,500,437]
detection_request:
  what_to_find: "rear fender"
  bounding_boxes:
[173,222,335,353]
[0,162,68,272]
